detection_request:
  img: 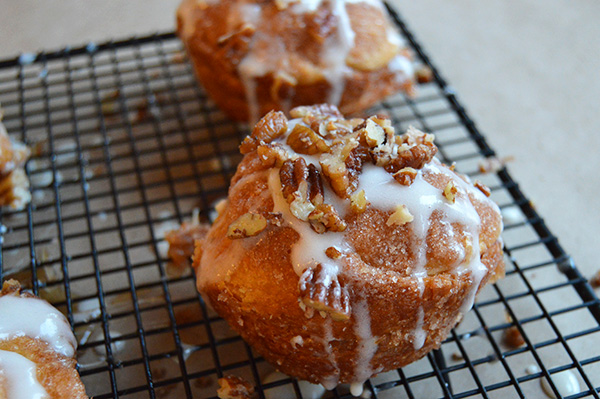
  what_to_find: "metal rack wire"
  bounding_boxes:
[1,5,599,398]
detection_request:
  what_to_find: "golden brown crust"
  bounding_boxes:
[0,280,87,399]
[194,107,504,385]
[177,0,415,121]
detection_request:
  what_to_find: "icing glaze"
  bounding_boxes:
[0,295,77,358]
[0,349,48,399]
[350,299,379,395]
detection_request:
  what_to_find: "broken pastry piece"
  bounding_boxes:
[193,104,504,394]
[0,279,87,398]
[177,0,424,122]
[193,104,504,395]
[0,110,31,210]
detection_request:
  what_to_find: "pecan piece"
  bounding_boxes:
[386,204,414,226]
[384,140,438,174]
[320,136,369,198]
[350,189,368,214]
[227,213,267,239]
[308,203,347,233]
[474,180,491,197]
[286,124,330,155]
[256,143,291,167]
[239,110,288,154]
[443,181,458,203]
[299,265,351,321]
[393,167,418,186]
[279,159,324,220]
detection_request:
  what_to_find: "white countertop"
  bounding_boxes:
[1,0,598,279]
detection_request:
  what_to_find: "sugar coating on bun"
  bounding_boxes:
[194,105,504,393]
[177,0,418,122]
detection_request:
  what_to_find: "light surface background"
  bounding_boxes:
[1,0,599,278]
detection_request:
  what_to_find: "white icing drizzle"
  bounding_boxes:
[0,349,48,399]
[350,299,379,396]
[412,307,426,350]
[0,295,77,358]
[269,169,348,278]
[321,0,355,106]
[320,317,340,390]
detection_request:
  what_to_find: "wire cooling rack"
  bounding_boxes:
[1,5,599,399]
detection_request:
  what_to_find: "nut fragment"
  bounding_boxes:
[474,180,491,197]
[286,124,330,155]
[393,167,417,186]
[325,247,342,259]
[415,65,434,83]
[280,159,324,220]
[443,181,458,203]
[265,212,283,227]
[227,213,267,239]
[217,375,254,399]
[350,189,368,214]
[361,118,386,147]
[590,270,600,288]
[386,204,413,226]
[308,204,347,233]
[239,110,288,154]
[299,265,351,321]
[503,326,525,348]
[320,137,368,198]
[256,143,292,167]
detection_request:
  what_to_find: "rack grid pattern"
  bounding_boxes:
[1,5,599,399]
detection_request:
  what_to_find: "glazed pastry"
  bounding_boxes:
[0,280,87,398]
[177,0,419,122]
[193,104,504,394]
[0,110,31,210]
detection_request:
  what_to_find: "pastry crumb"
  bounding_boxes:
[217,375,254,399]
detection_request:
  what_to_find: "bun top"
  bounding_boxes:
[202,104,502,321]
[177,0,414,122]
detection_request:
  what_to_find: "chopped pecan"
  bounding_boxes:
[502,326,525,348]
[443,181,458,203]
[286,124,330,155]
[289,104,342,119]
[350,189,368,214]
[386,204,414,226]
[474,180,491,197]
[280,159,324,220]
[361,118,385,147]
[298,265,351,321]
[227,213,267,239]
[256,143,291,167]
[325,247,342,259]
[393,167,418,186]
[265,212,284,227]
[320,136,369,198]
[239,110,288,154]
[308,203,347,233]
[384,140,437,174]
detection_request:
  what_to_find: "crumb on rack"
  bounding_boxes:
[590,270,600,288]
[502,326,525,348]
[217,375,255,399]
